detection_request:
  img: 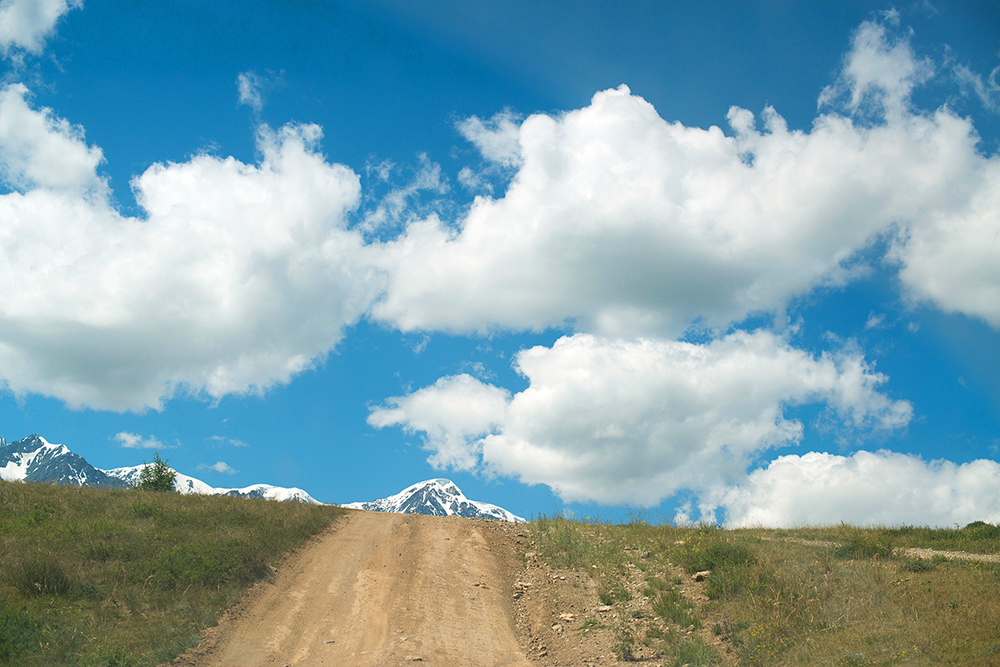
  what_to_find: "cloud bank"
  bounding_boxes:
[369,331,912,506]
[699,451,1000,528]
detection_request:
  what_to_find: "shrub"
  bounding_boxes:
[136,452,177,492]
[10,557,74,596]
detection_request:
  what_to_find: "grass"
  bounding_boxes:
[0,479,342,666]
[527,515,1000,665]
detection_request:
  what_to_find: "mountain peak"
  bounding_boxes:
[1,435,124,488]
[343,479,525,522]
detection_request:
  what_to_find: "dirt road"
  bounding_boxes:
[174,510,532,667]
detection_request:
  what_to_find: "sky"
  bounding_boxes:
[1,0,999,526]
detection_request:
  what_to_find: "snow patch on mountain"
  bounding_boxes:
[343,478,525,522]
[0,434,320,504]
[1,435,127,488]
[103,464,320,504]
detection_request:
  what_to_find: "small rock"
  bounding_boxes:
[558,613,576,621]
[674,540,686,546]
[323,639,335,644]
[525,552,537,559]
[692,570,711,582]
[640,550,652,559]
[596,605,613,613]
[552,623,563,633]
[404,656,423,662]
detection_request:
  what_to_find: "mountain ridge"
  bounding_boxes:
[343,478,525,522]
[0,435,318,503]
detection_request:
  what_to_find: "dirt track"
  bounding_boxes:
[173,510,533,667]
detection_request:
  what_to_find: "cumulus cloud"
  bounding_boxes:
[369,331,911,505]
[818,17,933,120]
[372,19,998,338]
[367,373,509,470]
[890,159,1000,327]
[113,432,171,449]
[0,84,106,193]
[700,450,1000,528]
[0,84,382,411]
[198,461,237,475]
[0,0,80,56]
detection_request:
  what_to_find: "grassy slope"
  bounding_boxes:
[0,480,342,666]
[530,517,1000,666]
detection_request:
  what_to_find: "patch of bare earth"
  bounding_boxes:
[169,511,729,666]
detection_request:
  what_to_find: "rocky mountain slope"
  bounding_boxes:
[0,435,127,488]
[343,478,525,522]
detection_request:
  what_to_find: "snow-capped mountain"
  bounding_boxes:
[343,478,525,522]
[103,465,320,504]
[0,434,319,504]
[0,435,128,488]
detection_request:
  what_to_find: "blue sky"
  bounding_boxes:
[1,0,999,525]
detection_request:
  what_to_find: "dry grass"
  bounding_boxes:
[528,516,1000,666]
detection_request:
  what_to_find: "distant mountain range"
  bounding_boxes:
[343,478,525,522]
[1,436,525,520]
[0,434,319,504]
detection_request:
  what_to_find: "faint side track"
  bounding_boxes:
[171,510,532,667]
[767,536,1000,563]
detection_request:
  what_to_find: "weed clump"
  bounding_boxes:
[833,530,894,560]
[9,556,74,596]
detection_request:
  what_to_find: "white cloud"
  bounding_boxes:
[0,0,80,56]
[237,71,264,113]
[113,432,171,449]
[953,61,1000,113]
[701,450,1000,528]
[818,18,933,120]
[0,84,106,193]
[373,20,996,338]
[208,435,248,447]
[198,461,238,475]
[367,373,509,470]
[369,331,911,505]
[891,159,1000,327]
[456,109,523,167]
[0,85,382,411]
[360,154,448,233]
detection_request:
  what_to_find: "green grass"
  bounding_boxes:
[0,479,342,666]
[527,517,1000,666]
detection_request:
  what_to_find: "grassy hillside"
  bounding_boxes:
[530,516,1000,666]
[0,480,342,666]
